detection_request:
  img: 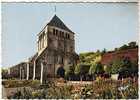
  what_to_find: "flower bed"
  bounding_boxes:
[5,78,138,99]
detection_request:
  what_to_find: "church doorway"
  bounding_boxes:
[56,65,65,78]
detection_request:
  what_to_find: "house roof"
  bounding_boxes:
[47,15,74,33]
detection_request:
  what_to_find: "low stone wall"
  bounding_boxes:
[67,81,93,85]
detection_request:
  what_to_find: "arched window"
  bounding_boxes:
[56,30,58,36]
[53,29,55,35]
[62,32,64,38]
[62,58,64,64]
[60,31,62,37]
[42,37,44,48]
[65,33,67,38]
[55,56,58,64]
[68,34,70,39]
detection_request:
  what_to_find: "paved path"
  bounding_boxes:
[2,86,7,99]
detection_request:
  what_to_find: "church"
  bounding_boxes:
[10,15,79,83]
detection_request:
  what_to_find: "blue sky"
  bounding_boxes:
[2,3,138,67]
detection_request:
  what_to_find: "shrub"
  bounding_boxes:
[3,80,19,88]
[7,87,32,99]
[29,80,40,88]
[65,65,75,80]
[2,80,40,88]
[46,84,72,99]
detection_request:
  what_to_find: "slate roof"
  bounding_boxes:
[47,15,74,33]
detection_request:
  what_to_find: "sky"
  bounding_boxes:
[2,3,138,67]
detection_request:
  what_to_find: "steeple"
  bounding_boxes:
[47,15,74,33]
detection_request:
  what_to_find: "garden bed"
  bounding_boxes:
[3,78,138,99]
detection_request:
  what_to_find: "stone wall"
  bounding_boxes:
[101,48,138,65]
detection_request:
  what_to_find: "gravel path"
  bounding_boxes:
[2,86,7,99]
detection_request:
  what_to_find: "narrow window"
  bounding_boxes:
[60,31,62,37]
[38,41,40,50]
[59,31,61,37]
[53,29,55,35]
[66,34,67,38]
[62,32,64,38]
[56,30,58,36]
[62,58,64,64]
[68,34,70,39]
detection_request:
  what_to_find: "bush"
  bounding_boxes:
[7,87,32,99]
[65,65,75,80]
[29,80,40,88]
[45,83,72,99]
[2,80,40,88]
[3,80,19,88]
[2,69,9,79]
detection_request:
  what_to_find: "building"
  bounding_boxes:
[9,62,28,79]
[10,15,79,83]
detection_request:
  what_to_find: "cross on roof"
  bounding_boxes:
[54,5,56,14]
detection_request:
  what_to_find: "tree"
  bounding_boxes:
[89,63,96,75]
[119,41,137,51]
[101,48,107,55]
[104,65,112,75]
[89,62,104,78]
[79,54,85,63]
[79,52,102,66]
[119,44,128,50]
[74,63,90,81]
[74,64,80,75]
[114,48,118,51]
[111,57,138,79]
[96,50,100,54]
[95,62,104,75]
[2,68,9,79]
[128,41,137,48]
[94,56,101,63]
[120,58,138,78]
[131,60,138,77]
[88,63,97,80]
[65,65,75,80]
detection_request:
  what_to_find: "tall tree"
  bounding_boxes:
[95,62,104,75]
[128,41,137,48]
[89,63,96,75]
[101,48,107,54]
[75,63,90,81]
[104,65,112,75]
[119,44,128,50]
[65,65,75,80]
